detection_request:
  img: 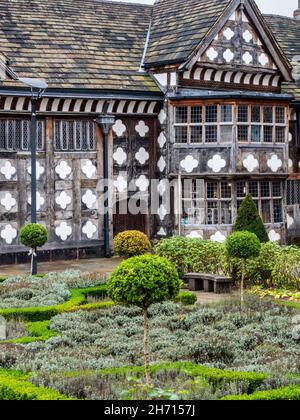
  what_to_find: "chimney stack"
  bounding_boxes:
[294,0,300,20]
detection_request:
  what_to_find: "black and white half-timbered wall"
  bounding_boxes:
[0,0,300,263]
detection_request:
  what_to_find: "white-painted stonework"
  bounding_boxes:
[158,109,167,125]
[287,214,294,229]
[135,147,149,165]
[210,231,227,243]
[113,148,127,166]
[136,175,149,192]
[27,192,45,211]
[82,221,97,239]
[114,175,127,193]
[0,192,17,212]
[157,156,166,173]
[0,161,16,181]
[56,191,72,210]
[158,204,167,221]
[207,47,218,61]
[243,154,259,173]
[0,224,17,244]
[157,228,167,236]
[243,51,253,65]
[82,190,97,209]
[258,53,268,66]
[158,132,166,148]
[268,230,281,242]
[135,121,149,137]
[55,222,72,241]
[27,162,45,180]
[55,160,72,180]
[180,155,198,173]
[267,155,282,172]
[187,231,203,239]
[243,30,253,42]
[207,155,226,173]
[81,160,97,179]
[157,179,167,196]
[113,119,126,137]
[223,27,234,40]
[223,48,234,63]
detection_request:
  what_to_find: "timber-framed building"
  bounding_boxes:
[0,0,300,263]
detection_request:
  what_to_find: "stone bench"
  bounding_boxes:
[184,273,232,294]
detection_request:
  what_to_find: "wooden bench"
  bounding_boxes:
[184,273,232,294]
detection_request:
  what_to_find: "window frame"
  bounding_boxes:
[54,119,95,152]
[0,118,45,151]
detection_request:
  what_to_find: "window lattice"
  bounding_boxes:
[55,120,95,151]
[0,119,45,151]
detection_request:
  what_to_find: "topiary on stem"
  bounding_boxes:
[226,231,261,307]
[233,194,269,243]
[113,230,151,258]
[20,224,48,275]
[107,254,181,386]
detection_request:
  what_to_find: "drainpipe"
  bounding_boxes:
[96,113,115,258]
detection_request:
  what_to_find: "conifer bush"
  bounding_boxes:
[233,194,269,243]
[113,230,151,258]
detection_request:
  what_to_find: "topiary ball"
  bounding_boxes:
[226,231,261,260]
[113,230,151,258]
[107,254,181,308]
[20,224,48,249]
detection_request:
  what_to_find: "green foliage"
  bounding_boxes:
[226,231,261,260]
[19,224,48,249]
[0,284,112,322]
[222,385,300,400]
[154,237,228,277]
[174,291,197,305]
[114,230,151,258]
[107,254,181,308]
[232,241,300,290]
[233,194,269,243]
[0,369,72,400]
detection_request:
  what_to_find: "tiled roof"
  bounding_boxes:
[264,15,300,101]
[263,14,300,61]
[144,0,232,67]
[0,0,159,93]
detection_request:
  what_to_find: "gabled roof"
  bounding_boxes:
[144,0,231,67]
[263,14,300,101]
[0,0,159,93]
[263,14,300,61]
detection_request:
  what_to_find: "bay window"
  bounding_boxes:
[174,103,287,144]
[182,179,283,226]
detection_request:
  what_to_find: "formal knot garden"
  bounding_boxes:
[0,226,300,400]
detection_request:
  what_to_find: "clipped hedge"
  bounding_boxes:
[174,291,197,305]
[59,362,268,395]
[0,284,111,322]
[154,237,228,277]
[222,385,300,400]
[0,369,72,400]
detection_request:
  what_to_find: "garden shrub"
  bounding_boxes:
[0,369,72,400]
[232,242,300,290]
[174,291,197,305]
[154,237,228,277]
[20,224,48,275]
[222,385,300,400]
[108,254,181,385]
[0,285,111,322]
[226,232,261,306]
[113,230,151,258]
[233,194,269,243]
